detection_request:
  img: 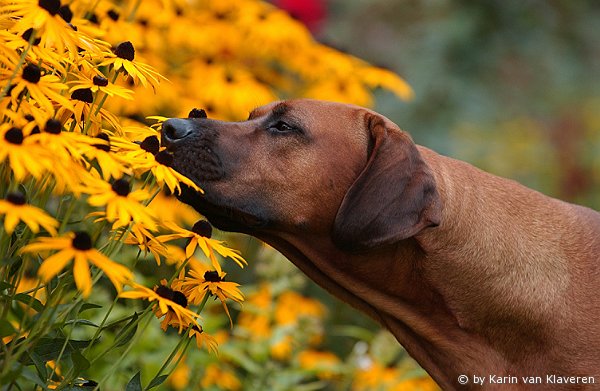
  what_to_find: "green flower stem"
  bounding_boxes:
[82,90,100,134]
[88,304,153,366]
[92,308,154,391]
[127,0,142,22]
[0,30,35,101]
[93,72,120,117]
[0,279,69,379]
[48,317,77,383]
[145,329,191,391]
[58,196,79,234]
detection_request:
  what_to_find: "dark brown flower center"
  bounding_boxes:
[22,64,41,84]
[72,231,93,251]
[204,271,222,282]
[155,285,174,300]
[58,5,72,22]
[107,9,120,21]
[71,88,94,103]
[21,29,41,45]
[115,41,135,61]
[172,291,188,307]
[6,192,26,206]
[44,119,62,134]
[111,179,130,196]
[5,127,24,145]
[188,108,207,119]
[94,133,110,152]
[191,324,203,333]
[154,150,173,167]
[140,135,160,155]
[38,0,61,16]
[93,75,109,87]
[191,220,212,238]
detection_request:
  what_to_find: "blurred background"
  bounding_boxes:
[291,0,600,207]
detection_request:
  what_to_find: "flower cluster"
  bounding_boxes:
[0,0,419,389]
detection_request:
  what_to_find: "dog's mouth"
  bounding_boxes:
[176,184,268,233]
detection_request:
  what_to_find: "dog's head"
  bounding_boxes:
[162,99,440,251]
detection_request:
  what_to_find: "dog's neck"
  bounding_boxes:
[258,147,590,390]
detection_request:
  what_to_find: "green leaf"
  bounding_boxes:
[0,281,13,290]
[126,371,142,391]
[114,312,138,347]
[28,338,95,363]
[146,374,168,390]
[14,292,44,312]
[78,303,102,314]
[28,350,48,381]
[0,318,16,338]
[20,366,46,388]
[71,350,91,374]
[64,319,99,328]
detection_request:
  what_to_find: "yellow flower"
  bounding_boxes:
[189,325,219,355]
[147,191,200,226]
[85,178,157,230]
[69,73,134,101]
[1,63,73,114]
[111,135,202,195]
[0,124,49,181]
[237,284,272,340]
[200,364,241,391]
[297,350,341,380]
[56,87,120,135]
[168,358,190,390]
[25,118,96,163]
[174,265,243,325]
[21,231,133,298]
[158,220,246,269]
[124,223,167,265]
[98,41,166,90]
[79,133,132,181]
[0,191,58,235]
[119,281,200,333]
[274,291,325,326]
[2,0,80,54]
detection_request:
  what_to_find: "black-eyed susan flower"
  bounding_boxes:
[98,41,165,90]
[111,135,202,195]
[79,133,131,180]
[0,124,49,180]
[173,265,243,325]
[157,220,246,269]
[119,281,200,333]
[0,191,58,235]
[56,87,120,134]
[124,223,167,265]
[3,63,73,114]
[21,231,133,298]
[69,73,134,101]
[25,118,98,163]
[85,178,157,230]
[2,0,80,54]
[189,325,218,355]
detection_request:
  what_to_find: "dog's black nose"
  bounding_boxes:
[162,118,193,146]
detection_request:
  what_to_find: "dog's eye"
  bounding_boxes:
[268,121,295,134]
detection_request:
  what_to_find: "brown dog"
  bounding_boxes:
[161,99,600,390]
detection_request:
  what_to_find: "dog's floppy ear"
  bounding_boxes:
[332,114,441,251]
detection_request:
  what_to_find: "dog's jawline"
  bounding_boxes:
[176,185,268,233]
